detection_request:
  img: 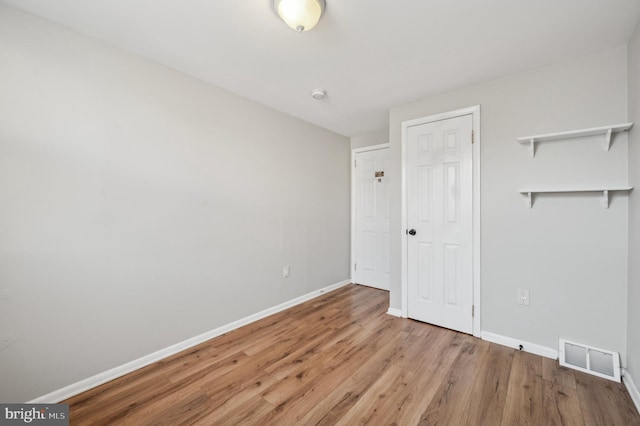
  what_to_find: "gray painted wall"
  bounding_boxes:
[627,21,640,389]
[0,5,350,402]
[350,129,389,150]
[389,47,630,362]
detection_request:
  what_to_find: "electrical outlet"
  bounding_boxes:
[517,289,530,306]
[0,333,16,351]
[282,265,290,278]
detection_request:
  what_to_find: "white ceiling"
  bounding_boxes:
[3,0,640,137]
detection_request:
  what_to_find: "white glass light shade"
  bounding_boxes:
[273,0,325,32]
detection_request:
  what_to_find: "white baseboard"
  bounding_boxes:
[29,279,351,404]
[623,369,640,414]
[481,331,558,359]
[386,307,403,317]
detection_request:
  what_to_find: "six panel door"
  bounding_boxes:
[354,148,390,290]
[406,115,473,333]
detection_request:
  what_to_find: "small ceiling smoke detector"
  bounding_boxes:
[311,89,326,100]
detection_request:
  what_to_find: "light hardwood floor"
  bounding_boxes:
[65,284,640,425]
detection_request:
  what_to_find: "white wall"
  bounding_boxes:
[627,21,640,388]
[350,129,389,150]
[0,5,350,402]
[389,47,630,361]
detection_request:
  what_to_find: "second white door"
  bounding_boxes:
[406,114,474,334]
[354,148,390,290]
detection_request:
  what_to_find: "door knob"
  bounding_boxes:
[408,229,417,236]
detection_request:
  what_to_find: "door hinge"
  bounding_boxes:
[354,159,357,167]
[472,305,475,317]
[354,263,357,271]
[471,130,475,144]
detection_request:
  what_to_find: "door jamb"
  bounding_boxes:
[400,106,481,337]
[351,144,390,285]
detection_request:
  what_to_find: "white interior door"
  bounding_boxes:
[406,115,473,333]
[354,148,390,290]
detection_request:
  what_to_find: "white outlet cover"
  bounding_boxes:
[0,333,17,351]
[517,289,530,306]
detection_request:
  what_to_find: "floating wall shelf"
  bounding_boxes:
[517,123,633,157]
[519,187,633,209]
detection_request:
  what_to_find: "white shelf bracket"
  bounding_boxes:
[519,187,631,209]
[604,128,612,151]
[517,122,633,156]
[530,139,535,158]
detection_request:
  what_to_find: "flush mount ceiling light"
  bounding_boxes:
[273,0,326,33]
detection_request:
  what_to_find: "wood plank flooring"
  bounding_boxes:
[64,284,640,425]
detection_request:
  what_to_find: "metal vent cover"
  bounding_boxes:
[559,339,620,382]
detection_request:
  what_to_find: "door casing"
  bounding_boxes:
[400,106,481,337]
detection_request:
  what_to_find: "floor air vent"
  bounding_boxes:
[559,339,620,382]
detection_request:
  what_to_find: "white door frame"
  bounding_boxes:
[351,143,390,285]
[400,106,481,337]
